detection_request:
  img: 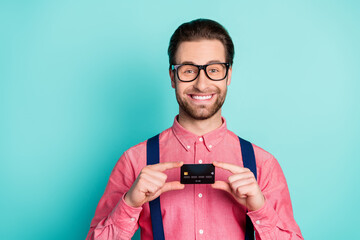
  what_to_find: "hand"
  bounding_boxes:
[124,161,185,208]
[211,161,265,211]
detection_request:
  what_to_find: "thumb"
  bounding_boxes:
[162,181,185,193]
[211,180,232,194]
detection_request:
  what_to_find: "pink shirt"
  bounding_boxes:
[86,117,303,240]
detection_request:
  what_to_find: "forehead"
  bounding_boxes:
[175,39,226,64]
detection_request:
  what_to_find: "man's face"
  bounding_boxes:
[170,39,232,120]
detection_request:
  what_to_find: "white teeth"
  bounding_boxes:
[192,95,212,100]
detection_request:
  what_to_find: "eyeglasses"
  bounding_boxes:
[171,63,230,82]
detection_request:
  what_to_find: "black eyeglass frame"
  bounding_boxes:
[171,63,230,82]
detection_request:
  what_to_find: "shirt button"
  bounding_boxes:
[187,145,191,149]
[198,193,203,198]
[208,145,212,149]
[130,218,135,222]
[199,229,204,234]
[198,159,203,164]
[199,137,203,142]
[255,220,260,225]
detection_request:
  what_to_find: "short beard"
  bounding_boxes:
[175,85,227,120]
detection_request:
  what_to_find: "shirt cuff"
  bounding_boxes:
[109,193,143,233]
[247,198,279,234]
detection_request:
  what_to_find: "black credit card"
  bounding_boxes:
[180,164,215,184]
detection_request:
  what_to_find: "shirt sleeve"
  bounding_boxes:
[247,155,303,240]
[86,152,142,240]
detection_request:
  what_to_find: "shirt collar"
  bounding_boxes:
[171,115,228,152]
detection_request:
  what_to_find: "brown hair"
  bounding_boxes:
[168,18,234,68]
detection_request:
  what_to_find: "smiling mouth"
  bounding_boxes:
[189,94,214,100]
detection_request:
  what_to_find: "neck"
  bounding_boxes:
[177,109,223,136]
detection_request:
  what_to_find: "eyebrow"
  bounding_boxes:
[179,60,224,65]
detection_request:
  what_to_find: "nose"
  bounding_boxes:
[193,69,209,91]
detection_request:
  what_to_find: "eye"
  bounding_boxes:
[208,68,219,73]
[184,69,195,74]
[179,65,198,75]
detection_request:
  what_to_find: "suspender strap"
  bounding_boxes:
[146,134,165,240]
[239,137,257,240]
[239,137,257,179]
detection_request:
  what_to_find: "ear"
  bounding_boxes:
[226,67,232,86]
[169,69,176,89]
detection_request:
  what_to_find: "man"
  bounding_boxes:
[86,19,303,239]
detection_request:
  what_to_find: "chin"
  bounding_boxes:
[183,106,220,120]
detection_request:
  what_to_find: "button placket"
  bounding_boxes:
[194,138,206,238]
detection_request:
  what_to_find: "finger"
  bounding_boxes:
[142,181,160,195]
[140,172,166,188]
[230,178,255,193]
[213,161,249,174]
[146,188,163,201]
[161,181,185,193]
[211,180,232,195]
[148,161,184,172]
[233,182,258,198]
[142,168,168,182]
[228,171,254,183]
[146,186,162,197]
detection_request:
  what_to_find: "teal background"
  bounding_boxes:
[1,0,359,239]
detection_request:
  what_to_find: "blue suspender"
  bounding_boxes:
[146,134,257,240]
[239,137,257,240]
[146,134,165,240]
